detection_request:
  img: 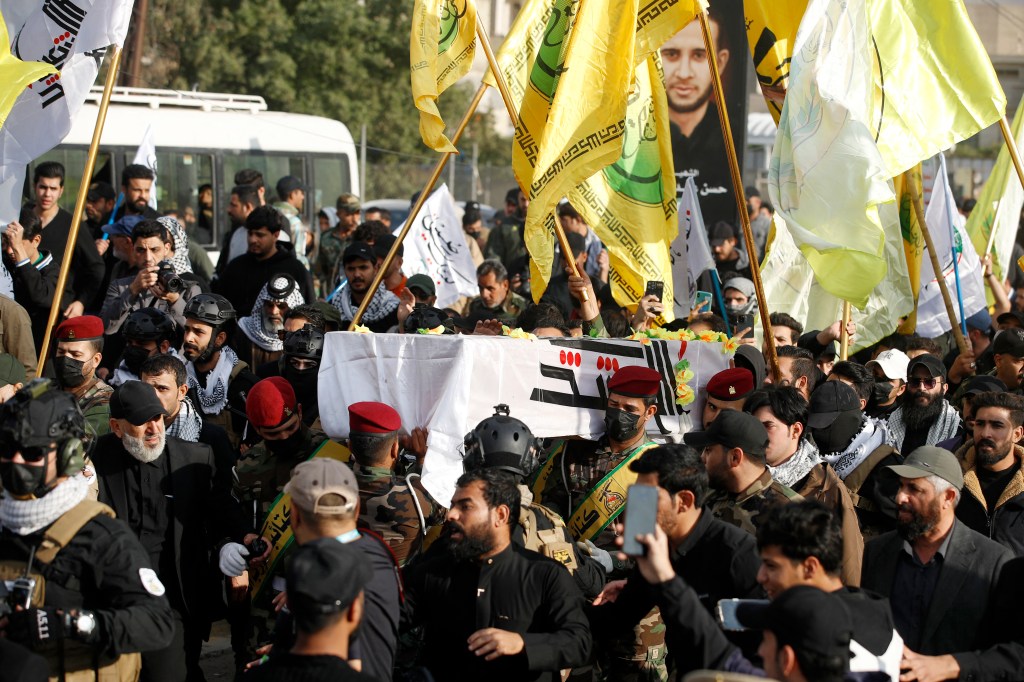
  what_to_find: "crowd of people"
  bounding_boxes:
[1,163,1024,682]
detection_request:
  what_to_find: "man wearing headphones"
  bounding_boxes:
[0,380,174,680]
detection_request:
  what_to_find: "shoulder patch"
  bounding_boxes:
[139,567,166,596]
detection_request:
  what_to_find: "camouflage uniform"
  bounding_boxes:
[537,437,668,681]
[465,290,530,324]
[708,468,803,536]
[71,377,113,440]
[316,229,349,293]
[353,462,443,566]
[232,426,332,654]
[484,218,527,269]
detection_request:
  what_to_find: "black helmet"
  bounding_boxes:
[0,380,87,489]
[283,324,325,360]
[184,294,236,327]
[463,405,541,478]
[123,307,176,342]
[406,305,455,335]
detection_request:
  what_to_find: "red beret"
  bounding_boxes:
[349,401,401,434]
[707,367,754,401]
[607,365,663,397]
[246,377,297,428]
[55,315,104,342]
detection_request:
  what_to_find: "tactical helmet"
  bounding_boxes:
[463,405,541,478]
[406,305,455,335]
[0,379,86,477]
[184,293,236,327]
[283,324,325,360]
[123,307,176,342]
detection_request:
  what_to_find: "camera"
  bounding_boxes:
[246,538,268,563]
[0,577,36,616]
[156,260,185,294]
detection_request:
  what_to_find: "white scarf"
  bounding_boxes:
[239,278,306,352]
[187,346,239,415]
[167,396,203,442]
[823,418,889,480]
[0,474,90,536]
[334,283,399,324]
[769,438,822,489]
[157,216,193,274]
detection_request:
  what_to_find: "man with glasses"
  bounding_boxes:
[866,349,911,419]
[235,274,305,368]
[886,355,962,455]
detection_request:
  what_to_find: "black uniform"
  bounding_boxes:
[0,513,175,679]
[403,541,592,682]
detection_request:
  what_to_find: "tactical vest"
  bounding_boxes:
[201,361,248,449]
[843,445,898,513]
[0,500,142,682]
[519,503,579,573]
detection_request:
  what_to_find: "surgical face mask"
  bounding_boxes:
[122,345,153,375]
[0,461,48,498]
[604,407,642,442]
[53,356,88,388]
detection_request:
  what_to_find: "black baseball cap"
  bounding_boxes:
[109,381,168,426]
[993,328,1024,358]
[963,375,1007,396]
[286,538,371,616]
[373,234,404,260]
[997,311,1024,329]
[683,410,767,456]
[807,381,861,429]
[736,586,853,665]
[907,354,947,380]
[276,175,305,197]
[87,181,115,202]
[342,241,376,265]
[709,221,735,245]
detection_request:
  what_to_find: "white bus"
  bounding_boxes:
[29,86,360,249]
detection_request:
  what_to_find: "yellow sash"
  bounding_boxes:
[533,440,658,543]
[250,439,351,601]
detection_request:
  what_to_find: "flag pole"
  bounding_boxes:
[907,172,971,356]
[347,83,488,330]
[839,302,851,360]
[37,47,123,375]
[938,153,969,338]
[474,15,589,301]
[697,8,779,380]
[999,116,1024,194]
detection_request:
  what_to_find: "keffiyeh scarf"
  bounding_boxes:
[157,216,193,274]
[334,283,399,324]
[167,396,203,442]
[886,402,961,454]
[187,346,239,415]
[769,438,822,489]
[239,276,306,351]
[823,418,889,480]
[0,474,90,536]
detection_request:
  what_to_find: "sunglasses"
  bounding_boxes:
[908,377,939,389]
[0,444,53,462]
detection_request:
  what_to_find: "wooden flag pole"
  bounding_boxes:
[999,116,1024,194]
[474,15,588,301]
[907,172,971,357]
[348,83,487,330]
[697,9,780,380]
[839,301,851,360]
[37,47,123,374]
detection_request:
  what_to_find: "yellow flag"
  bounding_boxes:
[965,95,1024,290]
[410,0,478,153]
[0,9,57,130]
[894,166,925,333]
[569,55,677,316]
[744,0,807,123]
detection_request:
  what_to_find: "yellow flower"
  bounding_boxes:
[353,325,372,334]
[680,368,695,383]
[722,337,740,354]
[503,326,537,340]
[675,384,695,406]
[418,326,445,335]
[698,330,718,343]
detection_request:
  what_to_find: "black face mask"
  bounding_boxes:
[282,365,318,402]
[0,461,48,498]
[811,411,866,455]
[53,356,88,388]
[122,345,152,375]
[604,408,642,442]
[266,427,307,456]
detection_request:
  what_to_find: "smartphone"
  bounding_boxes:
[621,484,659,557]
[716,598,769,631]
[644,281,665,302]
[730,313,755,338]
[694,290,713,313]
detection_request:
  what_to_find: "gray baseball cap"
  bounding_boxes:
[887,446,964,491]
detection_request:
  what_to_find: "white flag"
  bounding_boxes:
[395,184,479,309]
[132,124,158,210]
[0,0,135,221]
[916,154,987,338]
[670,177,714,318]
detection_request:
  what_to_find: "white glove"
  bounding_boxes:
[219,542,250,577]
[579,539,614,574]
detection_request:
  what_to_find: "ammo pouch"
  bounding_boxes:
[521,503,579,573]
[2,500,142,682]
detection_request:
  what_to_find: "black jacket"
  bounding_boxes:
[956,445,1024,557]
[91,434,250,626]
[0,512,174,672]
[6,252,71,355]
[213,240,315,316]
[39,208,105,307]
[952,557,1024,681]
[403,542,591,682]
[862,520,1013,655]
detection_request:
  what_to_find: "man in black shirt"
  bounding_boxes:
[28,161,105,318]
[886,355,962,454]
[404,469,592,681]
[246,540,377,682]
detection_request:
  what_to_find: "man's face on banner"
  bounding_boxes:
[660,18,728,115]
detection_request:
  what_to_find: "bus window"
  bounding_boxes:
[312,155,352,215]
[31,149,112,214]
[122,151,216,245]
[223,154,306,204]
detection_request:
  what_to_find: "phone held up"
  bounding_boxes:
[621,484,659,557]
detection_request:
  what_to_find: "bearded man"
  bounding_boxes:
[91,380,253,682]
[886,354,962,454]
[235,273,305,367]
